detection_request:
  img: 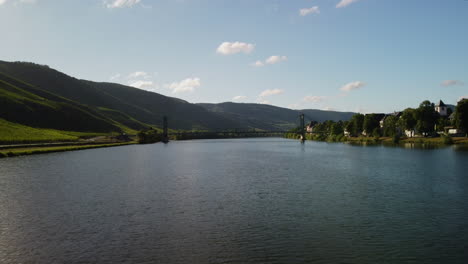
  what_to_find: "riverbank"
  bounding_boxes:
[0,142,135,159]
[284,133,468,146]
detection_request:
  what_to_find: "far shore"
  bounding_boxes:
[286,133,468,146]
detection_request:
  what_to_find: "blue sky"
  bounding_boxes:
[1,0,467,113]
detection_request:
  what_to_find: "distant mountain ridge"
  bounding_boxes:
[198,102,355,130]
[0,60,355,133]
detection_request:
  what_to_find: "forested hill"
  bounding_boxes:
[0,61,355,133]
[198,103,356,130]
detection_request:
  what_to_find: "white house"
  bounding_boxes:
[306,121,316,133]
[405,129,416,138]
[435,100,448,116]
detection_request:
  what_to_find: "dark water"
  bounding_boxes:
[1,138,467,264]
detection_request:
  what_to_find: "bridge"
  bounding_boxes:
[161,114,306,142]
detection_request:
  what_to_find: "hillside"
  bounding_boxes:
[0,61,240,131]
[0,60,355,134]
[0,71,124,133]
[198,102,355,130]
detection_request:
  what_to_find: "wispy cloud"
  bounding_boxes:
[216,42,255,55]
[259,89,284,97]
[105,0,141,9]
[266,55,287,65]
[441,80,464,87]
[252,61,265,67]
[252,56,287,67]
[299,6,320,16]
[232,95,248,101]
[303,95,326,103]
[166,77,200,93]
[129,80,156,91]
[109,73,121,81]
[258,99,271,105]
[340,81,366,92]
[336,0,361,8]
[128,71,149,79]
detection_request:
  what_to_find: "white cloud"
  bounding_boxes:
[252,55,287,67]
[252,60,265,67]
[266,55,288,65]
[105,0,141,8]
[299,6,320,16]
[441,80,464,87]
[336,0,360,8]
[303,96,326,103]
[232,95,248,101]
[216,42,255,55]
[167,77,200,93]
[259,89,284,97]
[128,71,148,79]
[340,81,366,92]
[129,80,156,90]
[0,0,6,5]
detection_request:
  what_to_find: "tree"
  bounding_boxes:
[398,108,417,131]
[455,99,468,135]
[348,114,364,136]
[363,114,381,136]
[383,115,398,137]
[330,121,344,136]
[414,100,439,136]
[436,117,450,132]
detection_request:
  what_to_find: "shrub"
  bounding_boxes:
[392,134,400,144]
[372,128,381,138]
[442,134,454,145]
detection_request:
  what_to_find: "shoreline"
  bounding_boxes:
[0,142,136,159]
[2,135,468,159]
[285,134,468,146]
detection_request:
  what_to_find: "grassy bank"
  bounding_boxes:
[0,142,135,159]
[284,133,468,146]
[0,118,108,144]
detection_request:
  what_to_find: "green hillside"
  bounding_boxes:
[0,71,123,132]
[0,60,355,136]
[0,61,239,130]
[0,118,106,144]
[198,102,355,130]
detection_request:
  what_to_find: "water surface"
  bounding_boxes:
[1,138,467,263]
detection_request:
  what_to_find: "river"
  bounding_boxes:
[1,138,467,263]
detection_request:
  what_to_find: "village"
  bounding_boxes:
[303,99,468,143]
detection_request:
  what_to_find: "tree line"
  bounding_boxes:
[290,99,468,142]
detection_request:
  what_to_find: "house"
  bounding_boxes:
[444,126,466,137]
[449,112,456,122]
[405,129,416,138]
[362,113,385,136]
[306,121,317,133]
[379,112,402,128]
[435,100,448,116]
[344,129,351,137]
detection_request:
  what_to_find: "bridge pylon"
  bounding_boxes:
[162,116,169,143]
[299,113,305,141]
